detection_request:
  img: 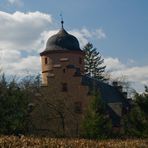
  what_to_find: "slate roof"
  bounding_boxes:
[81,75,130,126]
[44,28,82,52]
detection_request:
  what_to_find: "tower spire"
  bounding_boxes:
[60,13,64,29]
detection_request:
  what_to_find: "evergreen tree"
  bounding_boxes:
[123,104,148,138]
[0,73,41,135]
[81,93,112,139]
[0,74,28,134]
[135,85,148,114]
[123,86,148,138]
[83,43,106,81]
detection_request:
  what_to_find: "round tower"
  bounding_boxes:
[40,22,85,85]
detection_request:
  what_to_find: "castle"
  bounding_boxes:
[29,21,130,137]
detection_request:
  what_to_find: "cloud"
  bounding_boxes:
[0,50,40,76]
[70,28,106,47]
[116,66,148,85]
[104,57,148,92]
[0,49,21,63]
[7,0,23,7]
[92,29,106,39]
[10,55,41,75]
[0,11,105,53]
[104,57,125,71]
[0,11,52,52]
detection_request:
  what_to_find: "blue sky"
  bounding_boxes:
[0,0,148,92]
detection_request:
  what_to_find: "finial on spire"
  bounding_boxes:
[60,13,64,28]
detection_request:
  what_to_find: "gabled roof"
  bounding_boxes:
[81,75,130,126]
[81,75,129,105]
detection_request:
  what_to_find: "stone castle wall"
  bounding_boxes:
[41,51,84,85]
[29,51,91,137]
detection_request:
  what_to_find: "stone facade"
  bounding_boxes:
[29,50,92,137]
[41,51,85,85]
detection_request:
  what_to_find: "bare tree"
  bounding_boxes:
[29,83,80,137]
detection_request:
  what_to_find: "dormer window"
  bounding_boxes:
[45,57,48,64]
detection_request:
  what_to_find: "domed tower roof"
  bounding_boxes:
[40,21,82,55]
[45,28,81,51]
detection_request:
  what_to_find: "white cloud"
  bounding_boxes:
[0,11,52,52]
[0,49,21,63]
[80,28,92,38]
[11,56,41,75]
[104,57,148,92]
[117,66,148,85]
[0,50,41,76]
[0,11,105,53]
[7,0,23,7]
[92,29,106,39]
[104,57,125,71]
[70,28,106,47]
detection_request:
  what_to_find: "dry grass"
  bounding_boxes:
[0,135,148,148]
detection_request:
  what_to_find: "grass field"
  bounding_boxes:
[0,136,148,148]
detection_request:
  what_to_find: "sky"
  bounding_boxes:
[0,0,148,93]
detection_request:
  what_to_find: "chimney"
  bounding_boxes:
[112,81,118,86]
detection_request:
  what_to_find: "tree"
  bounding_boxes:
[123,104,148,138]
[123,86,148,138]
[28,81,79,137]
[81,93,112,139]
[112,75,136,98]
[135,85,148,114]
[0,74,28,135]
[83,43,106,81]
[0,73,41,135]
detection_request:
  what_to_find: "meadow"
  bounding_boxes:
[0,136,148,148]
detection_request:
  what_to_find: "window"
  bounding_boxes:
[74,102,82,113]
[62,83,68,92]
[63,68,66,73]
[45,57,48,64]
[79,57,82,64]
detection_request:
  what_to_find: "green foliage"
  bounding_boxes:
[135,86,148,114]
[0,73,41,135]
[83,43,106,81]
[123,105,148,138]
[123,86,148,138]
[0,74,27,134]
[81,93,112,139]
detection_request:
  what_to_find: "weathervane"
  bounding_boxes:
[60,13,64,28]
